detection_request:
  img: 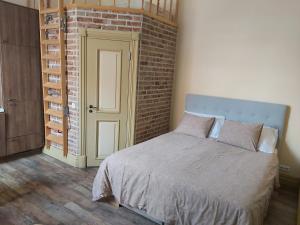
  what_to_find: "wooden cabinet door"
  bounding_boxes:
[0,1,37,47]
[0,2,43,156]
[1,44,43,155]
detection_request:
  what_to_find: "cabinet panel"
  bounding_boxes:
[2,44,43,140]
[1,45,24,102]
[7,134,43,156]
[2,45,42,102]
[0,1,38,47]
[5,101,43,138]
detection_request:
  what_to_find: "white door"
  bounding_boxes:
[86,38,131,167]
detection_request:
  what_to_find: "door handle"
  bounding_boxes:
[89,105,97,109]
[7,99,17,106]
[88,105,97,113]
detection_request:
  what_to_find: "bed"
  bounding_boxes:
[92,94,288,225]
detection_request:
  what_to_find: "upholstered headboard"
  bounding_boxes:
[185,94,288,145]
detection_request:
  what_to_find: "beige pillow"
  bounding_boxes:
[217,120,263,151]
[175,113,215,138]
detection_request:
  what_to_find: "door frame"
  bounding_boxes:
[79,29,140,166]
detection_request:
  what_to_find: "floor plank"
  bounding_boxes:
[0,153,297,225]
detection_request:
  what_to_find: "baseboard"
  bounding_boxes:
[0,148,43,163]
[279,173,300,225]
[279,173,300,189]
[43,146,87,168]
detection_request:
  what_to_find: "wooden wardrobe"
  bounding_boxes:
[0,1,44,157]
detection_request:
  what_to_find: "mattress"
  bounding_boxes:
[92,132,278,225]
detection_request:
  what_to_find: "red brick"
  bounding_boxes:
[77,17,92,22]
[117,26,132,31]
[126,21,142,27]
[118,15,132,20]
[111,20,126,25]
[102,13,117,19]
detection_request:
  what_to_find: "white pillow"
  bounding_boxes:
[257,126,279,153]
[185,111,225,139]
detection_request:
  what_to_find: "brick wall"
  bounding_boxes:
[65,9,143,155]
[135,16,177,143]
[47,8,177,155]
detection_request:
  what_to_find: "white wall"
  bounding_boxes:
[172,0,300,178]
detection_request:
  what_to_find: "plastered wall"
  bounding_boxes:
[172,0,300,178]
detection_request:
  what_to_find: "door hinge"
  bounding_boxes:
[128,52,132,61]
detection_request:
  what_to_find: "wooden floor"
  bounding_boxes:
[0,154,298,225]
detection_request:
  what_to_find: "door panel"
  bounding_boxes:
[0,1,37,47]
[86,38,130,166]
[97,121,119,159]
[2,44,43,139]
[7,134,43,155]
[98,50,121,112]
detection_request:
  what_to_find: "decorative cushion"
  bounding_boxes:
[217,120,263,151]
[175,113,215,138]
[185,111,225,139]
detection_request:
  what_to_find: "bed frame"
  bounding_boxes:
[121,94,288,224]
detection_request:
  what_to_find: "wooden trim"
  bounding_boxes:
[43,146,87,168]
[143,11,177,27]
[79,28,87,162]
[65,3,177,27]
[126,38,139,147]
[83,29,140,41]
[149,0,152,13]
[175,0,179,22]
[65,3,144,14]
[169,0,173,20]
[39,0,50,148]
[58,0,68,156]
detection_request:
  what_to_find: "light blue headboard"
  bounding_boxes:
[186,94,288,145]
